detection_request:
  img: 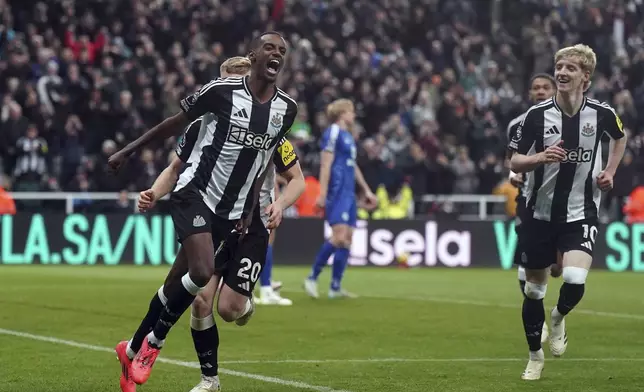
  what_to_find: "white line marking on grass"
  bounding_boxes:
[0,328,351,392]
[220,357,644,365]
[283,290,644,321]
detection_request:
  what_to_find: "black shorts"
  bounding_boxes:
[512,195,527,266]
[213,207,269,297]
[516,216,598,270]
[515,194,527,224]
[169,184,236,244]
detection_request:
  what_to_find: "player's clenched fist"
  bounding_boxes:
[541,140,567,163]
[596,170,614,192]
[138,189,157,212]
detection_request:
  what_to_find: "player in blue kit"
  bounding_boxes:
[304,99,377,298]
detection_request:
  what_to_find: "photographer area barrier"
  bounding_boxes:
[1,214,643,271]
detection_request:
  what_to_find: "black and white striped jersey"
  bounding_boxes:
[174,75,298,221]
[509,97,625,223]
[506,112,528,197]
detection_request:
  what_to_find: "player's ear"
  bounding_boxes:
[248,50,256,63]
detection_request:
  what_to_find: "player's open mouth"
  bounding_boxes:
[557,78,570,85]
[266,59,280,76]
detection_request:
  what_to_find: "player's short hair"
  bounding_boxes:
[530,73,556,88]
[249,31,286,52]
[554,44,597,76]
[220,56,251,77]
[326,99,354,122]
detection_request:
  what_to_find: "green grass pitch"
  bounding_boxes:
[0,266,642,392]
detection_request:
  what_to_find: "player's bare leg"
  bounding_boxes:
[115,247,189,391]
[549,250,591,357]
[218,283,256,325]
[521,268,549,380]
[189,275,222,392]
[131,232,216,384]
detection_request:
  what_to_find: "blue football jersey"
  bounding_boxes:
[320,124,356,199]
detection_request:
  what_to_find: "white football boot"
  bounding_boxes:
[189,375,221,392]
[541,322,549,344]
[328,288,358,299]
[257,286,293,305]
[521,349,545,381]
[303,278,319,298]
[549,308,568,357]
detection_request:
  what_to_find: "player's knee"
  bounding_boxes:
[524,281,547,300]
[182,273,206,295]
[192,292,213,318]
[217,296,246,323]
[188,264,214,287]
[562,266,588,285]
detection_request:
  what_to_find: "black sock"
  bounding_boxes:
[522,297,545,352]
[151,274,201,343]
[130,288,167,354]
[191,315,219,377]
[519,280,527,299]
[556,282,585,316]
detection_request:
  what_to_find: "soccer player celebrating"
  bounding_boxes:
[304,99,377,298]
[509,44,626,380]
[507,73,561,343]
[109,32,298,389]
[124,56,303,392]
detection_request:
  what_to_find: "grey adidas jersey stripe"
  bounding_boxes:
[175,76,298,221]
[509,97,625,223]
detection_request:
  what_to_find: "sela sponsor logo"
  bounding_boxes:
[228,125,274,150]
[562,147,592,163]
[324,221,471,267]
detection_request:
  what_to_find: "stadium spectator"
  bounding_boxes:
[1,0,642,220]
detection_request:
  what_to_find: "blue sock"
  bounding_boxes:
[310,241,336,280]
[331,247,350,291]
[260,245,273,287]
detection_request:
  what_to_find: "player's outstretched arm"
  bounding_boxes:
[509,108,566,173]
[355,165,373,196]
[138,157,183,212]
[604,136,627,175]
[151,157,183,200]
[597,109,628,191]
[511,152,547,173]
[317,151,333,207]
[355,165,377,208]
[108,112,190,172]
[110,78,230,172]
[275,161,305,211]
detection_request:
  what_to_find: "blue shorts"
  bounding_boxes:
[325,195,357,227]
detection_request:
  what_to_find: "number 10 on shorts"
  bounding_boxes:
[582,224,598,243]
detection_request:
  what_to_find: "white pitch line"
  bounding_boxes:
[0,328,351,392]
[220,357,644,365]
[282,290,644,321]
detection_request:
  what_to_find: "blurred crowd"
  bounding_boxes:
[1,0,644,219]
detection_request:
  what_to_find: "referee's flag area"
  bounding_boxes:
[1,266,642,392]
